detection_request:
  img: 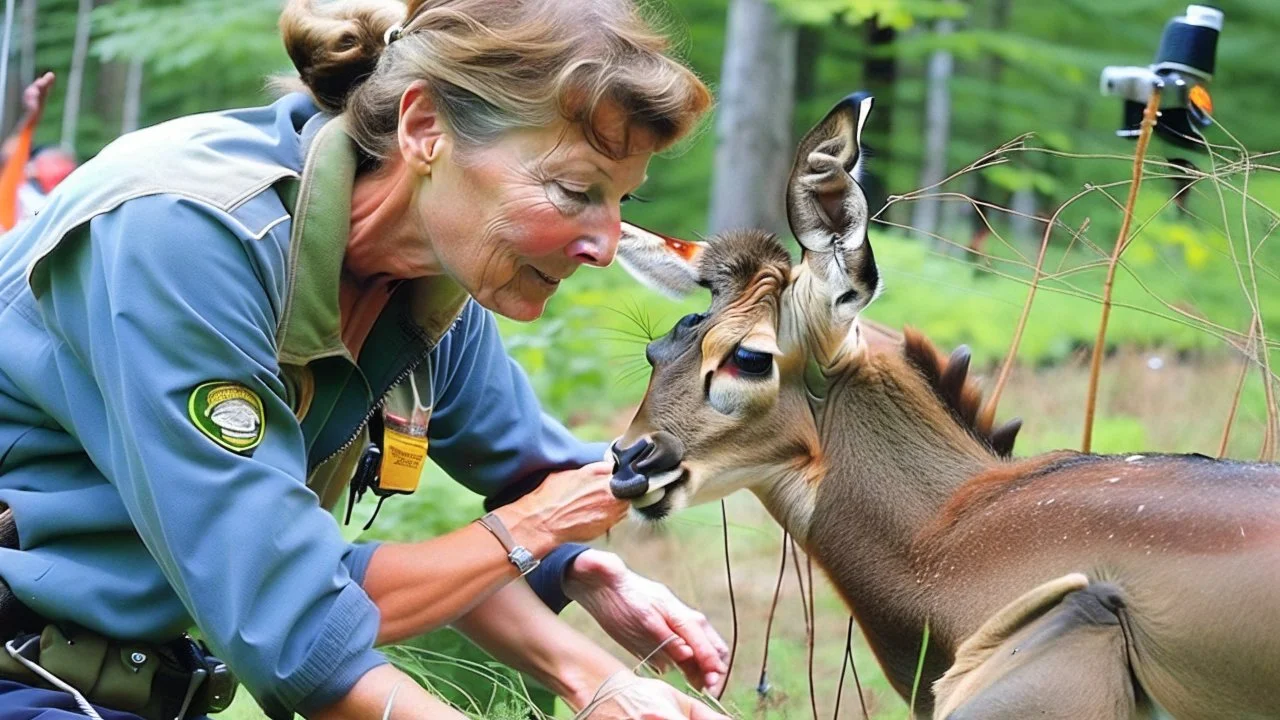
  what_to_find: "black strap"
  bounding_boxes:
[0,508,44,639]
[345,409,387,527]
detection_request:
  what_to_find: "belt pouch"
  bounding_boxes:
[37,625,109,694]
[90,642,161,712]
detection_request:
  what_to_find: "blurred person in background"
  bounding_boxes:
[0,72,77,230]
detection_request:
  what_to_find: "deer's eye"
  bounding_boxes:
[731,346,773,377]
[677,312,705,331]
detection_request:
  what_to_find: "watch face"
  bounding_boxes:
[510,547,540,574]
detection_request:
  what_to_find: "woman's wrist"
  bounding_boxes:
[558,656,632,710]
[491,502,559,558]
[563,548,627,599]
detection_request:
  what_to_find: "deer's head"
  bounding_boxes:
[611,95,882,524]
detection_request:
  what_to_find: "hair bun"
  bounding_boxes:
[279,0,405,114]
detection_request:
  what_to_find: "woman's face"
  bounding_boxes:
[418,103,654,322]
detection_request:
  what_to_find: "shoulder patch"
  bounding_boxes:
[189,381,265,454]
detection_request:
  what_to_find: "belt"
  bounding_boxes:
[0,508,237,719]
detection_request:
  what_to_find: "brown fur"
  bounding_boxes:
[900,327,1021,458]
[698,230,792,306]
[920,452,1082,540]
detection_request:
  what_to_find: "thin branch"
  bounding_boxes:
[756,530,788,700]
[1218,319,1258,458]
[984,183,1099,426]
[718,500,738,699]
[806,554,817,720]
[1083,83,1161,453]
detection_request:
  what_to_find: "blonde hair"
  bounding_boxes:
[278,0,713,162]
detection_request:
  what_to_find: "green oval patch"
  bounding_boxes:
[188,381,265,454]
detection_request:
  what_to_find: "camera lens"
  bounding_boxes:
[1153,5,1223,81]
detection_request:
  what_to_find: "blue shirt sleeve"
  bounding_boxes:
[33,195,383,718]
[424,301,606,611]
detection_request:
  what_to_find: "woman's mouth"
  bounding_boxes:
[532,267,561,288]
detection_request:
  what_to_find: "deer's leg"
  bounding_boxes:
[933,581,1148,720]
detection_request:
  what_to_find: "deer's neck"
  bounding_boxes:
[796,362,997,701]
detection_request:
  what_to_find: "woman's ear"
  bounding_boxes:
[616,222,707,298]
[398,81,446,173]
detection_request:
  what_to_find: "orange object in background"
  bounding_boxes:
[1189,84,1213,115]
[0,72,63,231]
[0,121,35,231]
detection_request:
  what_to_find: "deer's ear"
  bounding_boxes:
[786,93,873,254]
[786,94,880,321]
[617,222,707,298]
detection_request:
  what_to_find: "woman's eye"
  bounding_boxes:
[554,182,591,204]
[731,346,773,377]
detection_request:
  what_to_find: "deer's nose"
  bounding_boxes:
[609,432,685,499]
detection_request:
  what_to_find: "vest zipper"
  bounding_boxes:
[314,318,446,469]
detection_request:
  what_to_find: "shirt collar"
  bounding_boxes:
[276,116,469,366]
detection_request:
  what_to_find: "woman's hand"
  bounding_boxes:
[575,671,730,720]
[501,461,629,547]
[566,550,730,696]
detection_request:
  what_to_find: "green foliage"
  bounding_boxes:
[495,267,704,432]
[1021,414,1148,455]
[385,639,556,718]
[772,0,966,29]
[92,0,287,74]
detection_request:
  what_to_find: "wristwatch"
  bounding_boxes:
[477,512,541,576]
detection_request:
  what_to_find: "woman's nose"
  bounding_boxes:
[566,224,619,267]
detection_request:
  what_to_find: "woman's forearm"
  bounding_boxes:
[363,504,557,644]
[452,580,628,709]
[309,664,468,720]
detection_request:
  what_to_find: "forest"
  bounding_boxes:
[8,0,1279,717]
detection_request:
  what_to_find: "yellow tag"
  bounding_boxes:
[380,427,427,494]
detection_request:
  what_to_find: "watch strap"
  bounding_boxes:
[477,512,540,575]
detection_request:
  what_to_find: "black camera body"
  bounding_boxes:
[1099,5,1223,151]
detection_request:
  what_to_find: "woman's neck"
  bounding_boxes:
[346,158,441,284]
[340,159,437,357]
[338,270,394,358]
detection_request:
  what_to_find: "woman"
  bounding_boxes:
[0,0,728,717]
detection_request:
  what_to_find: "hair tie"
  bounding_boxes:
[383,24,403,45]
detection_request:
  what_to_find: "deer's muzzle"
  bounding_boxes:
[609,432,686,501]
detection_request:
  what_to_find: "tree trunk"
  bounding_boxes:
[911,16,955,245]
[973,0,1011,244]
[794,24,823,107]
[18,0,32,87]
[1009,185,1037,242]
[61,0,93,153]
[859,18,897,221]
[0,0,15,133]
[121,57,143,134]
[93,56,125,132]
[708,0,797,235]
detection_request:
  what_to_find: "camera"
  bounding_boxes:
[1099,5,1223,151]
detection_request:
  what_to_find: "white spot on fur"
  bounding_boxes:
[1126,455,1145,462]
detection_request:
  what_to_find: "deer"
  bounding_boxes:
[609,94,1280,719]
